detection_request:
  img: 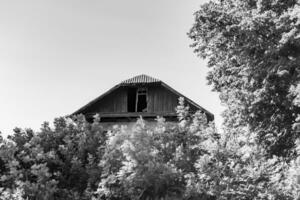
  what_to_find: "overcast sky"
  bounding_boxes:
[0,0,224,136]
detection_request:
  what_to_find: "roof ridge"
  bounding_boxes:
[120,74,161,85]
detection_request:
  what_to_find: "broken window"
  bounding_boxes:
[136,88,147,112]
[127,87,147,112]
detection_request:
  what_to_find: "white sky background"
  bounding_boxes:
[0,0,224,136]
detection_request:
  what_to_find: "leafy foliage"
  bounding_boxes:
[0,115,106,200]
[189,0,300,157]
[97,98,218,199]
[1,98,296,199]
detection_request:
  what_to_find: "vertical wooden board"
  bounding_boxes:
[95,88,125,113]
[97,96,108,112]
[111,92,115,112]
[159,86,170,112]
[97,98,104,112]
[154,88,159,112]
[104,96,112,112]
[173,93,178,112]
[164,87,174,112]
[165,90,170,112]
[156,88,162,112]
[153,85,169,112]
[114,92,118,112]
[165,89,170,112]
[152,87,156,112]
[159,87,164,112]
[147,88,151,112]
[167,92,172,112]
[150,87,156,112]
[115,88,126,112]
[159,86,179,112]
[122,88,127,112]
[171,91,178,112]
[110,92,115,112]
[123,88,128,112]
[114,90,122,112]
[162,88,167,112]
[115,92,119,112]
[152,87,157,112]
[154,87,159,112]
[147,87,153,112]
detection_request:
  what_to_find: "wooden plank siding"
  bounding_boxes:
[147,85,178,113]
[83,85,198,114]
[79,84,208,123]
[72,75,214,122]
[84,87,127,113]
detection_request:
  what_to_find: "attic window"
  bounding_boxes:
[127,88,147,112]
[127,88,137,112]
[136,88,147,112]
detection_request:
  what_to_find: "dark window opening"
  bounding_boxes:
[127,88,137,112]
[127,88,147,112]
[137,93,147,112]
[136,88,147,112]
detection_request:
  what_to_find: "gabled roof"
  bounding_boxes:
[72,74,214,120]
[121,74,161,85]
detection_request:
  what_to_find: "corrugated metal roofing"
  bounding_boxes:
[120,74,161,85]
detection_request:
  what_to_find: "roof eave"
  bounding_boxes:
[160,82,214,120]
[72,84,121,115]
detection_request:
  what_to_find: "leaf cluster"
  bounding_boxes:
[189,0,300,157]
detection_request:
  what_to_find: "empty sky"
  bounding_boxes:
[0,0,224,136]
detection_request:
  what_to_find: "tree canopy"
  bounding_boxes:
[189,0,300,157]
[1,98,299,199]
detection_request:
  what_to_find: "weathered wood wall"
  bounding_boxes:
[83,85,198,114]
[147,85,178,113]
[85,87,127,113]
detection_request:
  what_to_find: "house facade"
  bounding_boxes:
[73,74,213,126]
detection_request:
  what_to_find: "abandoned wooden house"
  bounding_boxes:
[72,74,214,126]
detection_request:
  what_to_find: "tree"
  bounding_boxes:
[0,99,297,199]
[188,0,300,157]
[96,98,293,200]
[97,98,218,200]
[0,115,106,200]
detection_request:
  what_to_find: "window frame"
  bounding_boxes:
[135,87,148,112]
